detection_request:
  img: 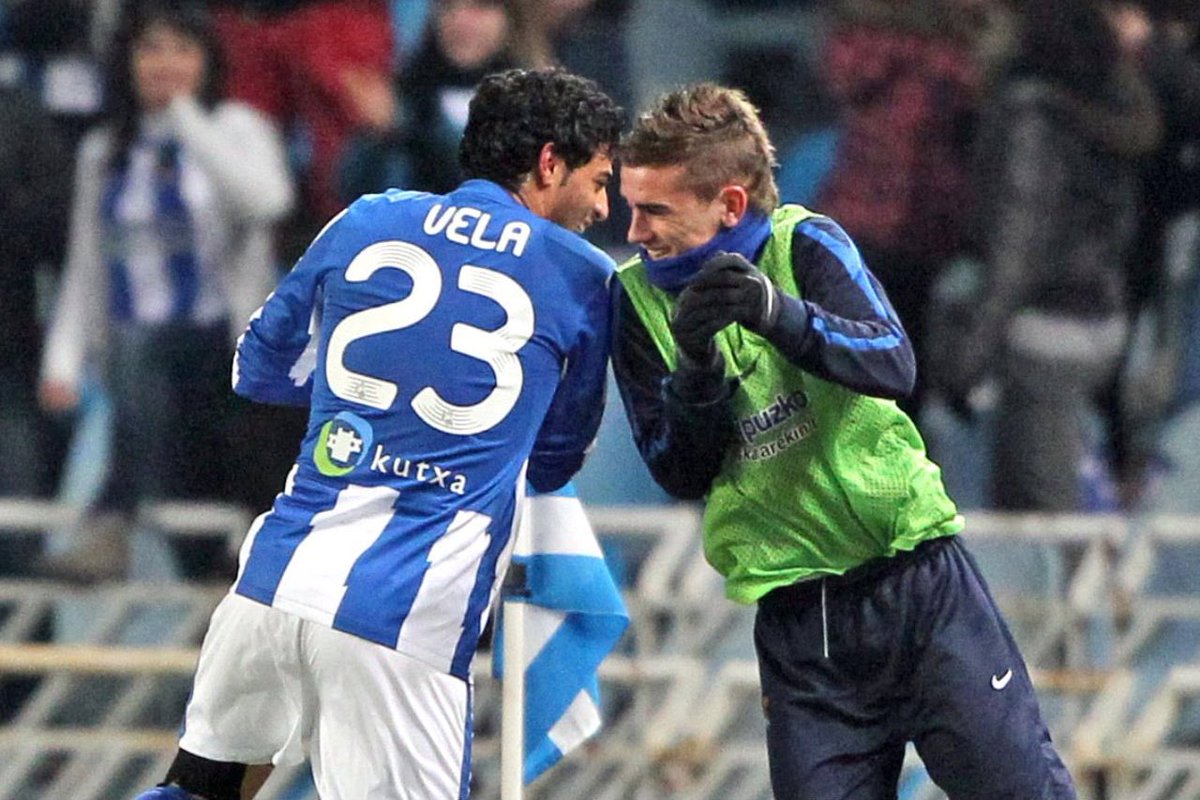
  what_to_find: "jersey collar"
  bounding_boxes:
[453,179,526,209]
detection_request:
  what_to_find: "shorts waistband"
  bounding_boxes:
[758,535,955,610]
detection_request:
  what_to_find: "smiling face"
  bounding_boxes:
[132,20,207,111]
[542,150,614,234]
[620,163,731,260]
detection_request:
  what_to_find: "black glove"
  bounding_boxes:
[671,289,726,367]
[690,251,781,331]
[670,251,782,365]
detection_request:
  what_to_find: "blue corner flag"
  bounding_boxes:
[494,483,629,784]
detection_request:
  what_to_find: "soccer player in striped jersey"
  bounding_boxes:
[136,68,623,800]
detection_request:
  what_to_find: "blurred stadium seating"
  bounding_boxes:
[3,502,1200,799]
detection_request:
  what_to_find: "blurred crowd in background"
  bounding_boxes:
[1,0,1199,585]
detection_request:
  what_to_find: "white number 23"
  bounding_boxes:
[326,240,534,436]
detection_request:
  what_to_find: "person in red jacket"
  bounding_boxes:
[208,0,394,229]
[816,0,989,421]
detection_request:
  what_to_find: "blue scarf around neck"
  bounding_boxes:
[641,210,773,293]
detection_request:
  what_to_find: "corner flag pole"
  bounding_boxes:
[500,550,530,800]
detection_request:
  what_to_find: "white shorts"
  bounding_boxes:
[180,593,471,800]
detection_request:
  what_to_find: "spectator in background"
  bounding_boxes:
[722,45,841,208]
[338,0,635,247]
[1111,0,1200,505]
[37,1,293,583]
[207,0,393,238]
[941,0,1160,512]
[815,0,989,421]
[0,0,107,147]
[0,84,71,571]
[0,80,71,722]
[508,0,588,68]
[509,0,629,108]
[0,76,71,724]
[338,0,516,202]
[509,0,632,248]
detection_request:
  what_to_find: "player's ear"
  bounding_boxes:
[536,142,563,188]
[717,184,749,228]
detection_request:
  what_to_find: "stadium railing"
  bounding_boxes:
[3,501,1200,799]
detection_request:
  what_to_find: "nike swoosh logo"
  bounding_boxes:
[991,669,1013,690]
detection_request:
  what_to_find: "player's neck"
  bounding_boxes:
[512,181,550,220]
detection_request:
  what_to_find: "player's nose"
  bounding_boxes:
[626,210,648,244]
[593,191,609,223]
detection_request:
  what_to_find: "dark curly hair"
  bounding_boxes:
[459,68,624,191]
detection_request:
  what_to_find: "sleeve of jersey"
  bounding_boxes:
[232,215,341,405]
[765,217,916,400]
[610,284,734,500]
[527,270,612,494]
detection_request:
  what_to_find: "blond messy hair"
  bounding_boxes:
[621,83,779,214]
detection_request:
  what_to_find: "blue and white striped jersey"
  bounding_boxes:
[231,180,614,679]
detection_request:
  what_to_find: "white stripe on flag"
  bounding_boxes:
[513,494,603,558]
[521,605,566,670]
[497,485,629,784]
[547,690,601,755]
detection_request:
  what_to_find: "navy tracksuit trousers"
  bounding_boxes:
[755,535,1077,800]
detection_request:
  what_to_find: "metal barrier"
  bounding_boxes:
[3,502,1200,799]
